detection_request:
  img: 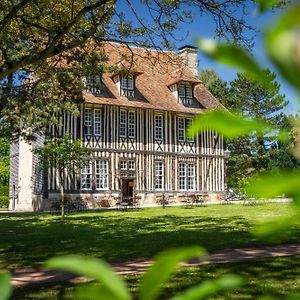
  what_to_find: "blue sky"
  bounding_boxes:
[118,1,298,115]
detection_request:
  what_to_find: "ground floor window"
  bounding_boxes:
[80,161,92,190]
[95,160,109,190]
[80,159,109,190]
[178,162,195,191]
[154,161,164,190]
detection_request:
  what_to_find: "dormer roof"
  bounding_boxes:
[84,42,222,114]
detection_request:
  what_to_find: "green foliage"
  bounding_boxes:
[0,196,9,208]
[0,272,11,300]
[45,247,242,300]
[139,247,206,300]
[255,0,281,13]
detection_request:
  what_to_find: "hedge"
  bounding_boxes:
[0,195,9,208]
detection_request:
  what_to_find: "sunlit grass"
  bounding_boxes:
[0,203,298,270]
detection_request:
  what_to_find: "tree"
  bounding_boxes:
[0,0,277,136]
[200,69,292,192]
[34,133,89,221]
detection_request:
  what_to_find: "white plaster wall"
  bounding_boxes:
[15,138,33,211]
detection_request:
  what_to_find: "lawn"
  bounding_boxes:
[0,202,299,270]
[12,255,300,299]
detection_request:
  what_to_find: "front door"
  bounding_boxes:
[122,179,134,199]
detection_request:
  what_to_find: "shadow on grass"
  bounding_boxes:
[0,206,299,269]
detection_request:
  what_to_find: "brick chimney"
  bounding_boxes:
[178,45,198,76]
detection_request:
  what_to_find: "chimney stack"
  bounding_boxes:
[178,45,198,76]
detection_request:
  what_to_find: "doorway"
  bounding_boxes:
[122,179,134,199]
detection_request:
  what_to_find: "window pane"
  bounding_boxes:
[128,111,135,138]
[81,161,92,189]
[186,119,194,142]
[128,160,135,170]
[95,160,109,190]
[155,161,164,190]
[178,162,186,190]
[84,108,92,135]
[94,109,102,136]
[120,160,127,170]
[178,117,185,141]
[120,110,127,137]
[155,115,163,140]
[187,164,195,190]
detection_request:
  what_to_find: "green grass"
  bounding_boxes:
[11,255,300,299]
[0,202,299,270]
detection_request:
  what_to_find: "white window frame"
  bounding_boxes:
[154,161,164,190]
[84,108,92,136]
[178,83,193,105]
[121,75,135,98]
[178,117,185,142]
[128,160,135,170]
[94,109,102,136]
[178,162,186,191]
[119,110,127,138]
[80,161,92,190]
[187,163,196,191]
[120,160,127,170]
[186,118,194,142]
[155,114,163,140]
[95,160,109,190]
[128,111,136,138]
[86,74,102,96]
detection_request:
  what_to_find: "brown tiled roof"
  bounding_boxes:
[84,42,222,114]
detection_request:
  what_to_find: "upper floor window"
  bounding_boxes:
[178,83,193,105]
[119,160,135,171]
[119,110,136,138]
[155,115,163,140]
[177,117,194,142]
[84,108,102,136]
[121,74,135,98]
[85,75,102,96]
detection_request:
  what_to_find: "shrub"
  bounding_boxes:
[0,195,9,208]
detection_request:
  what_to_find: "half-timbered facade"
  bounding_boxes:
[9,42,225,211]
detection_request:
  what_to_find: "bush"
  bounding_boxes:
[0,195,9,208]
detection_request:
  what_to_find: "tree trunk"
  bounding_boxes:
[59,172,65,222]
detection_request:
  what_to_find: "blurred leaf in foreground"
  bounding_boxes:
[0,272,12,300]
[189,109,268,139]
[140,247,206,300]
[198,40,273,90]
[265,3,300,93]
[45,255,131,300]
[256,0,281,13]
[170,274,243,300]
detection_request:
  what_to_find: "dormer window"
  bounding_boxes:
[85,74,102,96]
[121,74,135,98]
[178,83,193,105]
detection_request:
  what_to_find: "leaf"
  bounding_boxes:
[170,275,243,300]
[198,39,272,90]
[256,0,280,13]
[265,4,300,93]
[75,285,117,300]
[189,110,267,139]
[139,247,206,300]
[0,272,12,300]
[246,170,300,199]
[45,255,130,300]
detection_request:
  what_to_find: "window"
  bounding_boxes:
[95,160,109,190]
[128,111,135,138]
[86,75,102,96]
[178,83,193,105]
[177,117,194,142]
[119,110,136,138]
[187,164,195,190]
[178,162,186,190]
[155,115,163,140]
[128,160,135,170]
[178,117,185,142]
[178,162,196,191]
[120,110,127,137]
[81,161,92,189]
[94,109,102,136]
[84,108,92,136]
[120,160,127,170]
[154,161,164,190]
[121,75,135,98]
